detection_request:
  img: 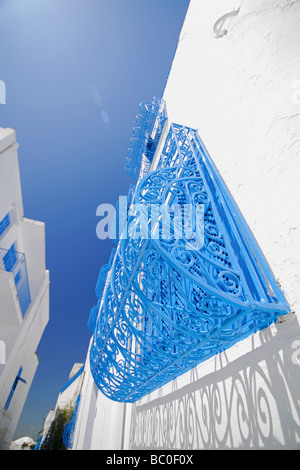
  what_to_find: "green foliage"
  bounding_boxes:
[40,404,74,451]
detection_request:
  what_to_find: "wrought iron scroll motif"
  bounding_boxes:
[89,121,290,403]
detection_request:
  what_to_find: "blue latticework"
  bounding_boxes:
[125,97,167,180]
[90,122,290,403]
[63,395,81,449]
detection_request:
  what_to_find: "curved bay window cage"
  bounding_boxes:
[89,110,290,403]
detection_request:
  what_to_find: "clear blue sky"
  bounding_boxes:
[0,0,189,440]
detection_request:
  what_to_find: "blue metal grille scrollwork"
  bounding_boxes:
[89,119,290,403]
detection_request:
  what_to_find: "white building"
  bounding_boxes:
[0,127,50,450]
[35,363,84,450]
[71,0,300,450]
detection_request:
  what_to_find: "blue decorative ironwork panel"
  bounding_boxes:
[90,122,290,403]
[125,97,167,180]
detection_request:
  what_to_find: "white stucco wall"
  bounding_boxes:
[74,0,300,450]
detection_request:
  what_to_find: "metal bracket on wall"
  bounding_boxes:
[213,9,240,38]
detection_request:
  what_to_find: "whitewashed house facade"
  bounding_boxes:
[0,127,50,449]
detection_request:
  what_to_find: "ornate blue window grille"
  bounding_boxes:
[0,244,31,316]
[63,394,81,449]
[125,97,167,180]
[89,120,290,403]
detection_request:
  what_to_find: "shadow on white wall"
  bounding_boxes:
[129,316,300,450]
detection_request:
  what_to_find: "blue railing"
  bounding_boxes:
[0,246,31,316]
[125,97,167,180]
[89,118,290,404]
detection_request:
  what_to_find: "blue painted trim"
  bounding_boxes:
[34,436,42,450]
[60,365,84,395]
[63,395,81,449]
[0,212,11,237]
